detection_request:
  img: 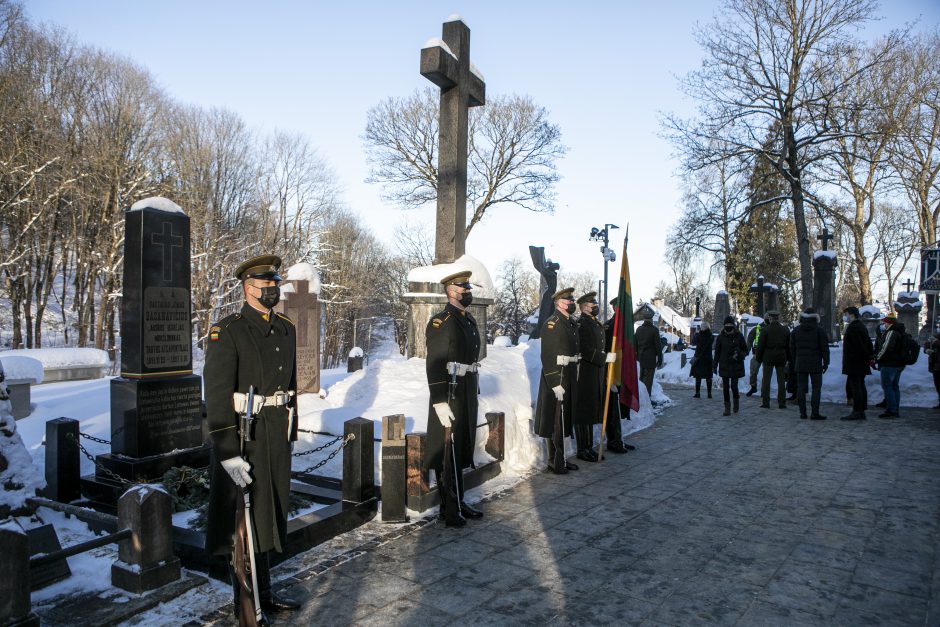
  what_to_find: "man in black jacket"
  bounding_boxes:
[756,311,790,409]
[840,306,873,420]
[874,313,906,418]
[789,308,830,419]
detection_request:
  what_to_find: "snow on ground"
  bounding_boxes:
[657,346,936,407]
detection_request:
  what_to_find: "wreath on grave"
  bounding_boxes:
[161,466,210,512]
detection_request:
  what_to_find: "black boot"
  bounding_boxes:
[257,552,302,613]
[732,397,739,413]
[746,385,756,397]
[606,440,628,454]
[546,439,568,475]
[723,402,731,416]
[437,468,466,526]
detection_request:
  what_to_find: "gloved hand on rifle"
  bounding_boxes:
[552,385,565,401]
[221,457,252,488]
[433,402,455,428]
[605,352,617,364]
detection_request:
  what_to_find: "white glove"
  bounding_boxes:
[610,384,619,393]
[433,402,455,428]
[605,353,617,364]
[221,457,252,488]
[552,385,565,401]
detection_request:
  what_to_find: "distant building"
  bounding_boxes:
[634,299,692,345]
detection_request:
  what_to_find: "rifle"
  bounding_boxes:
[443,362,462,509]
[234,385,263,627]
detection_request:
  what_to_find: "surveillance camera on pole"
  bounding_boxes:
[588,223,620,322]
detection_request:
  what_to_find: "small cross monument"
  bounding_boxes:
[817,227,834,251]
[421,15,486,264]
[275,268,321,394]
[812,226,838,342]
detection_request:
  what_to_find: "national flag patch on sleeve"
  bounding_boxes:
[209,325,221,341]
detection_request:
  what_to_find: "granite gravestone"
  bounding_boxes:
[713,290,731,326]
[920,247,940,336]
[812,229,838,342]
[84,198,208,498]
[894,280,923,341]
[276,278,320,394]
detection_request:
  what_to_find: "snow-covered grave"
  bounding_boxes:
[656,344,935,407]
[0,347,110,383]
[0,355,43,419]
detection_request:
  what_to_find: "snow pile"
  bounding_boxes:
[0,410,44,515]
[859,304,884,317]
[129,196,184,214]
[0,355,44,383]
[492,336,513,348]
[655,347,937,408]
[406,254,496,298]
[813,250,837,260]
[897,291,920,299]
[348,347,364,358]
[281,262,321,295]
[444,13,463,23]
[0,347,109,369]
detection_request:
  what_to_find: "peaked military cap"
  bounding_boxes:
[610,297,619,306]
[440,270,473,288]
[235,254,283,281]
[576,291,598,305]
[552,287,575,301]
[766,310,780,318]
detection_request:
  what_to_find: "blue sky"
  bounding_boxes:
[26,0,940,301]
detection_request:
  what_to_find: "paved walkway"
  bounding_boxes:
[275,387,940,626]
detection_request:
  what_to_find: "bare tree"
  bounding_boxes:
[364,89,566,236]
[666,0,888,308]
[491,257,539,343]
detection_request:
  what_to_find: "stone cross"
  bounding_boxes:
[817,227,834,251]
[421,17,486,264]
[902,278,915,293]
[278,279,320,394]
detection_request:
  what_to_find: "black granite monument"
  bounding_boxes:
[82,198,208,503]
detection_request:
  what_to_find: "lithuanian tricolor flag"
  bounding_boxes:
[609,235,640,412]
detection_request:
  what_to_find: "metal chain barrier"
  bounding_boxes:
[292,435,342,457]
[79,431,111,445]
[295,433,355,476]
[66,432,133,486]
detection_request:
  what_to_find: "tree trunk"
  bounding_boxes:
[853,227,873,305]
[785,125,814,309]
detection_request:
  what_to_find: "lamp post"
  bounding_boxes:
[589,223,619,322]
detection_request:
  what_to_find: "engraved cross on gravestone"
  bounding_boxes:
[151,222,183,282]
[278,279,320,394]
[421,16,486,264]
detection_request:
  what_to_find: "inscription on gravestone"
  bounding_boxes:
[143,287,191,368]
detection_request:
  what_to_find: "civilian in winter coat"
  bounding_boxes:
[690,322,714,398]
[874,314,906,418]
[927,332,940,409]
[756,311,790,409]
[840,306,873,420]
[745,317,768,395]
[789,308,830,419]
[713,316,748,415]
[634,318,662,399]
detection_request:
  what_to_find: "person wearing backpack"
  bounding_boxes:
[874,313,906,418]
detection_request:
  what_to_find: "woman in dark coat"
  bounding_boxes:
[690,321,714,398]
[713,315,748,416]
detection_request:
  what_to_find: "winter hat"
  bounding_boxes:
[843,306,860,317]
[800,307,820,321]
[723,315,736,325]
[881,313,897,323]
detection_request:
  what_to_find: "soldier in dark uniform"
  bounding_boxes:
[574,292,617,462]
[204,254,302,621]
[605,297,634,452]
[534,287,580,474]
[426,270,483,527]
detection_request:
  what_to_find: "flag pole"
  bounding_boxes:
[598,228,628,463]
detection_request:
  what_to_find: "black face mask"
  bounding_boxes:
[590,305,599,317]
[724,324,734,332]
[459,292,473,308]
[258,286,280,309]
[565,302,576,315]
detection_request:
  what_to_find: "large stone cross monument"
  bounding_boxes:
[813,228,838,342]
[421,15,486,264]
[275,264,321,394]
[403,16,493,359]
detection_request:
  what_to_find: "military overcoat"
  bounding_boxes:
[425,303,481,471]
[204,303,298,556]
[534,311,579,438]
[575,314,607,425]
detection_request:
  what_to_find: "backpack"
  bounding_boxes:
[901,333,919,366]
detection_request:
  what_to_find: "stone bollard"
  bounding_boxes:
[0,523,39,626]
[347,347,364,373]
[111,485,181,594]
[44,417,81,504]
[380,414,408,522]
[484,412,505,462]
[406,433,430,511]
[342,417,374,504]
[680,353,687,369]
[6,380,31,420]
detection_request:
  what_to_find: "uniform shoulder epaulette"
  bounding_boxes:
[209,313,241,341]
[431,311,452,329]
[545,313,558,330]
[275,312,294,326]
